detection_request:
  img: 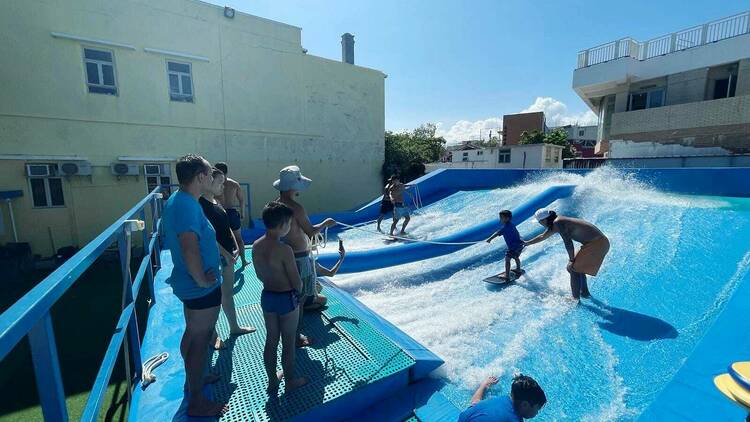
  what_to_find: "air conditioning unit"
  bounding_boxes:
[60,161,93,176]
[26,164,57,177]
[143,164,169,176]
[110,163,139,176]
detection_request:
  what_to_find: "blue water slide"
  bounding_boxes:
[316,184,576,274]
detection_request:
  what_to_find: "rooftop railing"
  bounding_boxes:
[576,11,750,69]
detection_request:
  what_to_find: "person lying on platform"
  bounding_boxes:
[524,209,610,301]
[458,374,547,422]
[252,202,308,392]
[486,210,525,281]
[304,239,347,311]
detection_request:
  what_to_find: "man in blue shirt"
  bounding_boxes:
[163,154,225,417]
[486,210,525,281]
[459,374,547,422]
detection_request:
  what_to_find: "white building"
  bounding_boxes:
[572,10,750,159]
[427,143,563,172]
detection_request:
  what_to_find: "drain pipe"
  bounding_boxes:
[5,199,18,242]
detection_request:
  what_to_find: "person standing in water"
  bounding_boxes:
[524,209,610,300]
[215,162,248,268]
[200,167,256,350]
[274,165,337,346]
[388,174,412,237]
[376,175,396,232]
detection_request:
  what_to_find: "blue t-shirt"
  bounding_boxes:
[163,191,221,299]
[458,396,522,422]
[498,222,523,252]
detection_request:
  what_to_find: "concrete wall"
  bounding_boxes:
[666,68,708,105]
[610,95,750,137]
[0,0,385,255]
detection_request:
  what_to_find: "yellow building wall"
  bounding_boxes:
[0,0,385,255]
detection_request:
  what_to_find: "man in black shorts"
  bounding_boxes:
[377,175,396,232]
[215,162,248,268]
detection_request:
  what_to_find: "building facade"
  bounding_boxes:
[0,0,385,255]
[427,143,563,172]
[502,112,547,146]
[573,10,750,158]
[555,124,598,157]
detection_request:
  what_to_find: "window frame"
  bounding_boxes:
[498,149,511,164]
[82,46,118,95]
[628,87,665,111]
[29,176,66,209]
[166,60,194,102]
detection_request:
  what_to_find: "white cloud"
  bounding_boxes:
[521,97,598,127]
[435,117,503,144]
[432,97,598,144]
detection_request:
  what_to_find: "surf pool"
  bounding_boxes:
[332,169,750,421]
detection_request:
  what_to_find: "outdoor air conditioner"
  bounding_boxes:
[60,161,93,176]
[110,163,139,176]
[26,164,56,177]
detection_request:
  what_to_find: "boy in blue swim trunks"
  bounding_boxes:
[459,374,546,422]
[252,202,308,392]
[486,210,524,281]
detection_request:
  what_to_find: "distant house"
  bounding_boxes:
[427,143,563,172]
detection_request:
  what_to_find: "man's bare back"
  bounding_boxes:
[389,182,406,203]
[252,236,301,292]
[553,216,604,244]
[217,177,241,209]
[277,197,311,253]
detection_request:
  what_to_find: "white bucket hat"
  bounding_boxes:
[534,208,554,223]
[273,165,312,192]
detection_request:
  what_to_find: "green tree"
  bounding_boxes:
[383,123,446,182]
[519,128,576,158]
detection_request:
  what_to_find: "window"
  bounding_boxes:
[477,150,484,156]
[462,152,469,162]
[167,61,193,102]
[30,177,65,208]
[628,88,664,111]
[83,48,117,95]
[578,130,585,137]
[713,76,737,100]
[498,149,511,163]
[146,175,171,195]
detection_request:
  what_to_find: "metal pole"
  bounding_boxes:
[117,229,133,406]
[28,312,69,422]
[6,199,18,242]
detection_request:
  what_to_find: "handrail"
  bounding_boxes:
[577,10,750,68]
[0,187,164,422]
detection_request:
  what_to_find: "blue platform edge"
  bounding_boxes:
[319,278,445,382]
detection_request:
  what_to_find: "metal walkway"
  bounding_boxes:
[130,250,415,421]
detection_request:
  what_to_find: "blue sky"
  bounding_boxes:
[213,0,747,141]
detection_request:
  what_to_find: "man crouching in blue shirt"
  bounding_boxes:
[459,374,546,422]
[486,210,525,281]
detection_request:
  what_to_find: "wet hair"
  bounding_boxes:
[511,374,547,408]
[543,211,558,228]
[176,154,209,185]
[215,162,228,175]
[499,210,512,219]
[262,201,294,229]
[211,167,225,178]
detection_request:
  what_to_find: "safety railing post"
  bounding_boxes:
[117,229,135,405]
[28,312,68,422]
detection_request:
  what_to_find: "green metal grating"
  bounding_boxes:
[403,416,420,422]
[209,253,415,422]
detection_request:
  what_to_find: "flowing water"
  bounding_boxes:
[332,168,750,421]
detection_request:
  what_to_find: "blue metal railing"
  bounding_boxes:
[0,187,165,422]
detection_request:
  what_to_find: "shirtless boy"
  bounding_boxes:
[215,162,248,268]
[274,166,337,346]
[524,209,610,300]
[389,175,412,237]
[252,202,307,392]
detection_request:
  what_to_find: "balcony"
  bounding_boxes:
[577,11,750,69]
[610,95,750,137]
